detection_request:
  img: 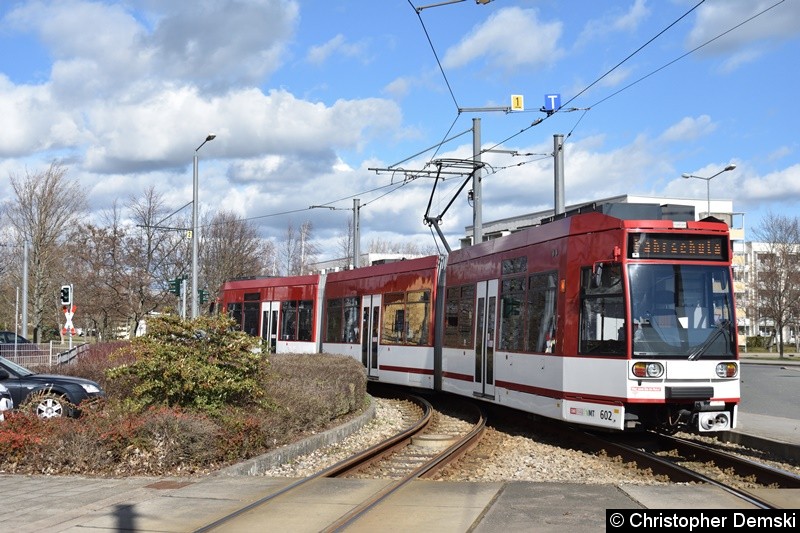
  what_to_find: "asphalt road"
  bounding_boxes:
[739,362,800,419]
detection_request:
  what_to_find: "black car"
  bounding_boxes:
[0,330,40,358]
[0,356,105,418]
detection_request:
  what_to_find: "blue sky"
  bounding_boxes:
[1,0,798,260]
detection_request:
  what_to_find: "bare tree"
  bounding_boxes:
[296,220,318,275]
[367,237,436,256]
[751,212,800,358]
[279,220,317,276]
[68,202,130,340]
[335,218,354,270]
[201,211,273,307]
[0,218,20,331]
[66,188,188,339]
[6,162,86,341]
[124,186,186,331]
[279,222,298,276]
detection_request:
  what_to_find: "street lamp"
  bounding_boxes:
[681,163,736,217]
[192,134,216,319]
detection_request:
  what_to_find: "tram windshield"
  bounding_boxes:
[628,264,735,359]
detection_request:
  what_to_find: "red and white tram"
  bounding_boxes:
[220,203,740,433]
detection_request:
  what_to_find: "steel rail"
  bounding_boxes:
[658,433,800,489]
[193,393,432,533]
[321,401,486,532]
[592,434,778,510]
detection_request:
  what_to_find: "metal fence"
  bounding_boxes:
[0,342,89,368]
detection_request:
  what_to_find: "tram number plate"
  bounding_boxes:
[564,400,624,430]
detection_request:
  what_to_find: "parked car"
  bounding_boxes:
[0,331,46,359]
[0,356,104,418]
[0,383,12,420]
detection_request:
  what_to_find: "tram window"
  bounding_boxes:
[298,300,313,341]
[343,297,360,343]
[444,285,475,348]
[227,302,243,329]
[445,287,460,345]
[279,300,313,341]
[579,266,625,355]
[406,290,431,345]
[587,262,622,293]
[499,276,525,351]
[243,302,260,336]
[382,290,431,345]
[281,301,298,340]
[526,271,558,353]
[325,297,360,343]
[382,293,405,344]
[628,264,735,358]
[325,298,343,342]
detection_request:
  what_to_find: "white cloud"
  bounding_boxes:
[442,7,564,71]
[81,87,402,173]
[0,76,84,156]
[740,164,800,202]
[613,0,650,32]
[687,0,800,57]
[383,76,412,100]
[7,0,299,96]
[717,48,763,73]
[659,115,717,143]
[576,0,650,45]
[767,146,793,162]
[146,0,299,89]
[306,34,368,66]
[1,1,798,259]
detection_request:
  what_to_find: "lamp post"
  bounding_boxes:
[681,163,736,217]
[192,134,216,319]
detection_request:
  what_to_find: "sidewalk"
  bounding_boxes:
[739,351,800,365]
[728,351,800,451]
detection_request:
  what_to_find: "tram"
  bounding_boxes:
[220,202,740,433]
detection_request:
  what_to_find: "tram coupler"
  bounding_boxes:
[692,401,731,432]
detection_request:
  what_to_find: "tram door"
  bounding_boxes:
[474,280,498,398]
[261,301,279,353]
[361,295,381,378]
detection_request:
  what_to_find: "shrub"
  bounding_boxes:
[105,314,268,415]
[51,341,130,389]
[746,335,767,350]
[0,329,369,476]
[265,354,368,434]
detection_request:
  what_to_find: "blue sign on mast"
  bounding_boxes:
[543,94,561,115]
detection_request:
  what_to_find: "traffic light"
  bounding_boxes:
[60,285,72,306]
[168,278,181,295]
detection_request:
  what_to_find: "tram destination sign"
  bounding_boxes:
[628,233,728,261]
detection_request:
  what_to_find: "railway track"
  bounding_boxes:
[194,393,486,532]
[591,431,800,509]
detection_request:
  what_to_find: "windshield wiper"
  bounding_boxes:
[688,319,730,361]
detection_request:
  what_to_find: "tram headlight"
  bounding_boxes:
[715,362,738,378]
[632,362,664,378]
